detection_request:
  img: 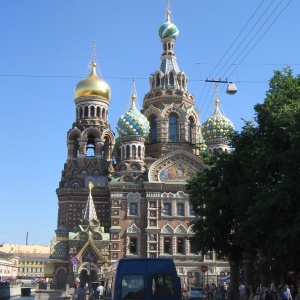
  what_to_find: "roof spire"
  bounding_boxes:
[166,0,171,22]
[131,78,137,106]
[92,40,97,63]
[83,181,98,220]
[89,40,98,71]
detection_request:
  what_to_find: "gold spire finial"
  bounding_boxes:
[131,78,137,104]
[88,181,94,197]
[89,40,97,69]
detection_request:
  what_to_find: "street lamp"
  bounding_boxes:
[205,78,238,95]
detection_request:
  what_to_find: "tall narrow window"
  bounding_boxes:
[164,203,171,216]
[164,237,172,254]
[169,73,174,86]
[130,203,137,215]
[177,238,184,254]
[177,204,184,216]
[86,137,95,157]
[150,116,157,142]
[84,106,88,118]
[156,75,161,87]
[126,145,130,159]
[132,145,136,159]
[90,106,95,117]
[129,238,137,254]
[169,115,177,141]
[188,117,195,144]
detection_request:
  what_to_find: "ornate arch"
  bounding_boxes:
[161,223,174,234]
[161,103,186,119]
[143,104,161,119]
[148,149,207,182]
[127,223,141,234]
[174,224,188,234]
[82,126,101,138]
[186,108,200,125]
[68,128,82,140]
[101,129,115,144]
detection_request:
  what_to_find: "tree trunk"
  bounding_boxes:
[242,252,254,293]
[229,258,240,300]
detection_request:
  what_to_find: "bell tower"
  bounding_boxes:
[142,6,202,158]
[56,43,115,233]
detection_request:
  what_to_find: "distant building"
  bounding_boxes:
[0,244,50,279]
[0,244,50,254]
[17,253,49,279]
[0,252,19,281]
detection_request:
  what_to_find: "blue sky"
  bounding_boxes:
[0,0,299,246]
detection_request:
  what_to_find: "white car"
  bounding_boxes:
[183,286,206,300]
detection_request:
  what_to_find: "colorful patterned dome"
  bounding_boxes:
[202,99,234,140]
[75,61,111,101]
[116,95,150,137]
[158,9,179,39]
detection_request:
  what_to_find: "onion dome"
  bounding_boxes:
[75,61,111,101]
[116,94,150,137]
[158,8,179,39]
[202,99,234,140]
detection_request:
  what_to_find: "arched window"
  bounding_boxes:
[132,145,136,159]
[86,136,95,157]
[126,145,130,159]
[97,107,100,117]
[156,74,161,87]
[90,106,95,117]
[169,114,177,141]
[84,106,88,118]
[150,116,157,142]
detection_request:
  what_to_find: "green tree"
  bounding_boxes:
[188,67,300,292]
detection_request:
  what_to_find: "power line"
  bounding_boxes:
[227,0,293,79]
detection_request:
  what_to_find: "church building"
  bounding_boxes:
[48,4,233,289]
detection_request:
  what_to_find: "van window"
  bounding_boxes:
[121,275,144,299]
[151,274,173,298]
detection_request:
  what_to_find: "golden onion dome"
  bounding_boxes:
[75,61,111,101]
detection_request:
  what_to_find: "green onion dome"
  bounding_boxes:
[158,9,179,39]
[116,95,150,137]
[202,99,234,140]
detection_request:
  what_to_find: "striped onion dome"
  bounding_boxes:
[116,94,150,137]
[202,99,234,140]
[158,9,179,39]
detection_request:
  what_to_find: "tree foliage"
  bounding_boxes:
[187,67,300,282]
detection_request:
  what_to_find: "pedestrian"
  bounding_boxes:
[217,283,223,300]
[271,281,277,293]
[279,284,292,300]
[206,283,211,297]
[96,282,104,299]
[239,282,246,300]
[73,282,87,300]
[265,286,274,300]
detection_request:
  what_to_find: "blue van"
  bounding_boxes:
[103,258,182,300]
